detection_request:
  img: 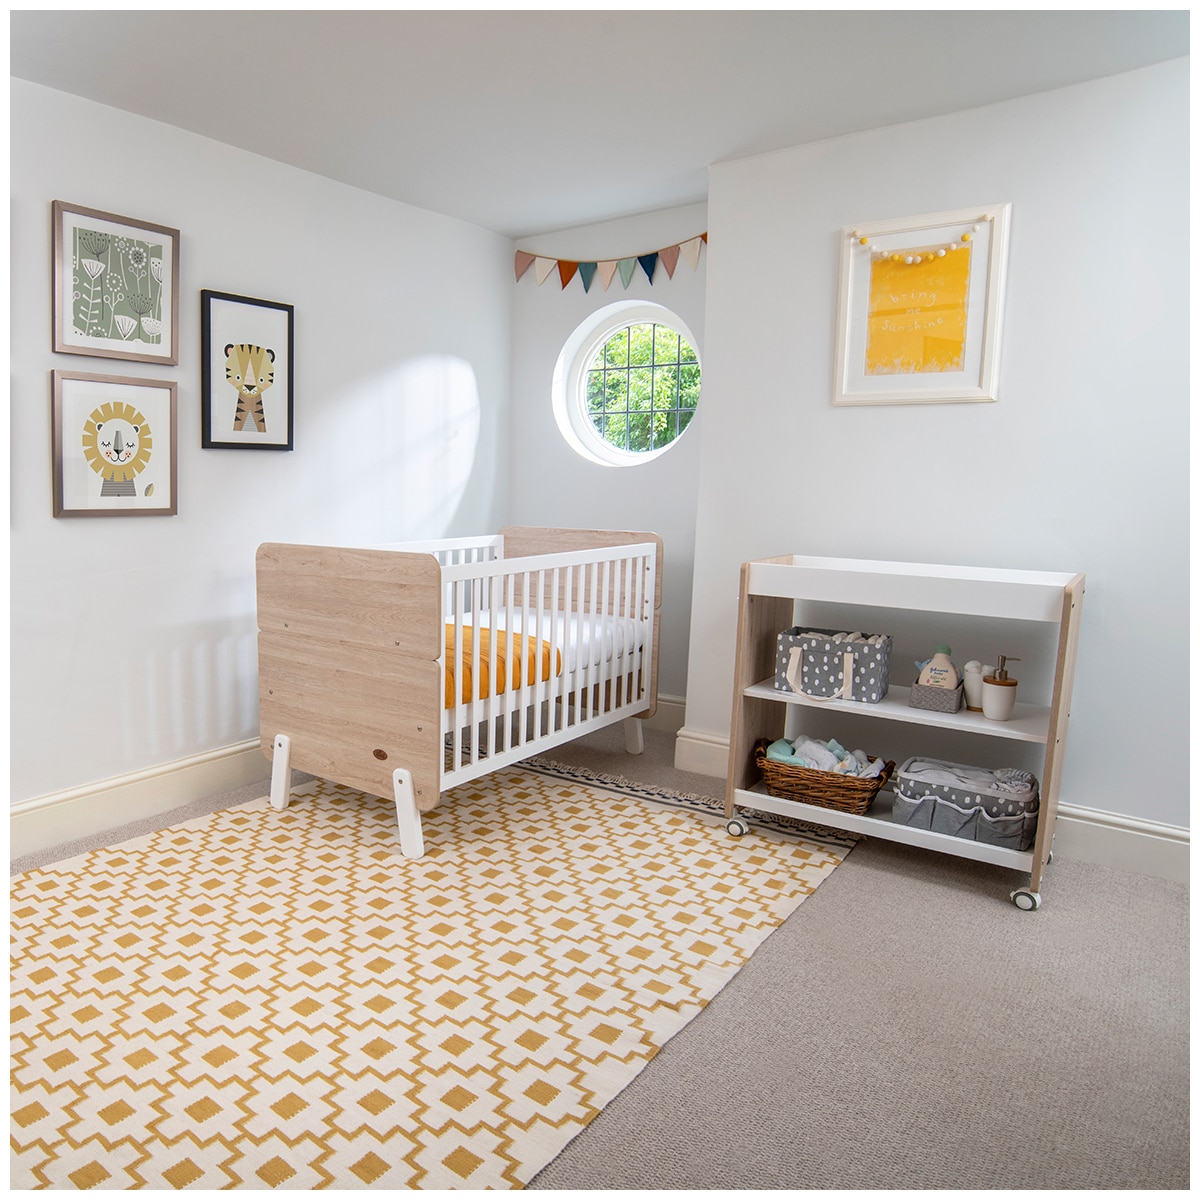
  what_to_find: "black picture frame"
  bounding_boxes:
[200,289,294,450]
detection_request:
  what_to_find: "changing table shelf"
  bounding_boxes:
[725,554,1084,909]
[735,782,1035,873]
[743,678,1052,743]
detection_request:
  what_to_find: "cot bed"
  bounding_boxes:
[257,526,662,857]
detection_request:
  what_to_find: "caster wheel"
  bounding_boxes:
[726,817,750,837]
[1011,889,1041,911]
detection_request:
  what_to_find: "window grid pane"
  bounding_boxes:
[587,321,699,454]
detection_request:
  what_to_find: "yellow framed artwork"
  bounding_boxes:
[833,204,1011,405]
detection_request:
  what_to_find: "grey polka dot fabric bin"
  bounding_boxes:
[774,627,892,704]
[892,756,1040,851]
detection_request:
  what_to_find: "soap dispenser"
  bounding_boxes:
[982,655,1020,721]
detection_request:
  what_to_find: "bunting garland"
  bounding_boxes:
[514,233,707,292]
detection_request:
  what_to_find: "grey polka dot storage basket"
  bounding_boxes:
[774,627,892,704]
[892,756,1040,851]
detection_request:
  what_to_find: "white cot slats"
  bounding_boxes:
[435,539,657,790]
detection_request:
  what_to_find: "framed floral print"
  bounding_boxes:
[52,371,178,517]
[200,289,294,450]
[52,201,180,365]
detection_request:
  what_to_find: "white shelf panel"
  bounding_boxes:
[744,679,1051,743]
[732,785,1034,873]
[746,556,1076,622]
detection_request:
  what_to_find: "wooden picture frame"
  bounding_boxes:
[201,289,294,450]
[52,200,180,365]
[52,370,178,517]
[833,203,1011,405]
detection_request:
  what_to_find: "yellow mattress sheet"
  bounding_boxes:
[445,625,561,709]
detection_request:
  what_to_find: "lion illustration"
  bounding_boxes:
[82,401,153,497]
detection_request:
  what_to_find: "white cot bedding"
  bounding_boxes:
[457,608,645,674]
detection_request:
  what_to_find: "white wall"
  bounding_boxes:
[681,61,1190,828]
[10,79,514,804]
[507,205,708,709]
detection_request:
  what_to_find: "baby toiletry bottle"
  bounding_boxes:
[982,655,1020,721]
[917,645,958,689]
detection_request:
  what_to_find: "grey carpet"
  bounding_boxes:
[11,727,1189,1189]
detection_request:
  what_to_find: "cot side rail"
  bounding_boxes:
[441,540,658,780]
[499,527,663,717]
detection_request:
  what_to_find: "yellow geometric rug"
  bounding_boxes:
[10,765,852,1189]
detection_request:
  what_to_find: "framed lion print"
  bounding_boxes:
[52,200,180,365]
[52,371,178,517]
[201,289,294,450]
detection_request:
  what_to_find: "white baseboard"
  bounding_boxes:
[17,721,1186,887]
[1052,803,1189,884]
[10,739,271,861]
[673,729,1189,885]
[9,706,690,865]
[674,725,733,777]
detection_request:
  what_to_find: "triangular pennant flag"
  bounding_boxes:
[534,256,557,285]
[578,262,598,293]
[598,260,619,290]
[659,244,680,278]
[558,260,579,289]
[618,257,637,288]
[638,253,658,283]
[514,250,535,281]
[680,236,703,270]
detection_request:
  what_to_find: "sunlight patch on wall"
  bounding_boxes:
[346,355,482,537]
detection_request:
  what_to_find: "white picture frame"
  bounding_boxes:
[832,203,1011,406]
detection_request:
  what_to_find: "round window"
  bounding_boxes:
[553,301,701,466]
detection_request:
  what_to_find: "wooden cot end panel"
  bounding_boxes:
[256,543,442,658]
[258,632,443,812]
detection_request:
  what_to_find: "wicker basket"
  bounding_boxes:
[753,739,895,816]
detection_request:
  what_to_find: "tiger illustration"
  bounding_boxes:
[225,343,275,433]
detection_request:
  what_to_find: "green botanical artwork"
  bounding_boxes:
[71,226,165,345]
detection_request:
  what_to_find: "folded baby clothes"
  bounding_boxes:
[897,758,1036,796]
[765,736,886,778]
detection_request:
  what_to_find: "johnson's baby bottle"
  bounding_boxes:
[917,645,958,689]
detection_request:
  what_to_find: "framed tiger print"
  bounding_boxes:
[52,200,180,365]
[200,290,294,450]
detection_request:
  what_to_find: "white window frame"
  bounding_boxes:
[552,300,701,467]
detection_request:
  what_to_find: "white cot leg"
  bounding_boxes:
[624,717,645,755]
[393,768,425,859]
[269,734,292,811]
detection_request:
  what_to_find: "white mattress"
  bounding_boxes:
[456,608,645,673]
